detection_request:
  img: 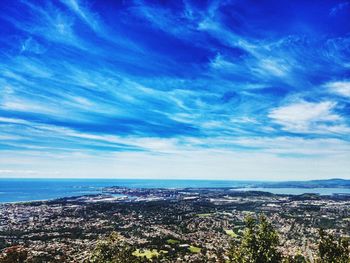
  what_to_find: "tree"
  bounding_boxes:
[317,229,350,263]
[228,215,282,263]
[88,232,144,263]
[0,238,6,250]
[282,254,308,263]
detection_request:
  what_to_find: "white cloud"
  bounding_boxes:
[210,54,236,69]
[1,98,57,113]
[230,137,350,156]
[20,37,46,54]
[268,101,341,133]
[7,0,85,49]
[0,117,30,125]
[60,0,100,32]
[256,58,289,77]
[325,80,350,98]
[1,149,350,180]
[0,169,38,174]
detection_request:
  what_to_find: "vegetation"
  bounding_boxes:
[2,215,349,262]
[132,249,167,260]
[0,239,6,251]
[166,239,180,245]
[318,229,350,263]
[224,229,238,238]
[228,215,282,263]
[188,246,201,253]
[86,217,350,263]
[88,232,143,263]
[227,215,350,263]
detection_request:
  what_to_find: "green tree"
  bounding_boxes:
[282,254,308,263]
[89,232,144,263]
[228,215,282,263]
[317,229,350,263]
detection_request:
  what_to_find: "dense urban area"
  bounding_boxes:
[1,187,350,262]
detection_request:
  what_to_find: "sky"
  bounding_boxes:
[0,0,350,180]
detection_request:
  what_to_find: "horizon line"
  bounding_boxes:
[0,177,347,182]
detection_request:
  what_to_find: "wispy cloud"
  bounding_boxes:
[0,0,349,179]
[330,2,350,16]
[60,0,101,32]
[325,80,350,98]
[268,101,345,134]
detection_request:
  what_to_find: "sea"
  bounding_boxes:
[1,178,350,203]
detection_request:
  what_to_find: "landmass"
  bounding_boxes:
[252,178,350,189]
[0,186,350,262]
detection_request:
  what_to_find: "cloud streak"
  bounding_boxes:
[0,0,349,179]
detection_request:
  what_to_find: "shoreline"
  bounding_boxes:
[2,186,350,205]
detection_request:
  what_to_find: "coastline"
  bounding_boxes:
[1,178,350,204]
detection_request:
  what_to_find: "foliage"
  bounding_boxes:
[228,215,282,263]
[317,229,350,263]
[282,254,308,263]
[166,239,180,245]
[228,215,350,263]
[0,238,6,250]
[225,229,238,238]
[188,246,201,253]
[132,249,167,260]
[88,232,144,263]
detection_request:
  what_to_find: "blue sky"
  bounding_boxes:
[0,0,350,180]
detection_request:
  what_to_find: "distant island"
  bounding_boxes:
[250,178,350,189]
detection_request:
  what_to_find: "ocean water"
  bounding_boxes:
[0,178,350,203]
[0,178,253,203]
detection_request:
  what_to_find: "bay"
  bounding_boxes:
[1,178,350,203]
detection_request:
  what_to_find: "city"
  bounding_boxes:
[1,188,349,262]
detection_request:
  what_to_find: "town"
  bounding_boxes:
[1,188,350,262]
